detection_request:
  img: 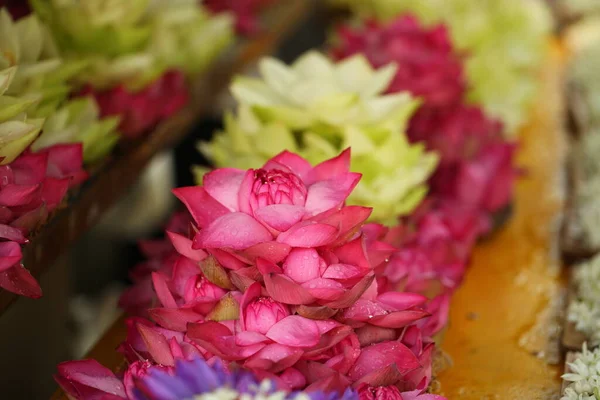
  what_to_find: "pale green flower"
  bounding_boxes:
[0,9,86,117]
[31,0,234,90]
[328,0,552,135]
[31,97,120,164]
[199,99,438,223]
[146,0,234,75]
[0,67,44,165]
[230,51,411,133]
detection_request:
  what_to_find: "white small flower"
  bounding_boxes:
[568,254,600,341]
[562,344,600,400]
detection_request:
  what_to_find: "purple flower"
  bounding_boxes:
[133,357,358,400]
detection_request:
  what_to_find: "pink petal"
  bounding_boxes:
[306,148,352,184]
[56,359,126,397]
[203,168,246,211]
[401,390,447,400]
[304,173,361,216]
[349,341,420,381]
[266,315,320,347]
[187,322,264,360]
[0,224,26,243]
[151,272,177,309]
[322,263,362,280]
[173,186,229,228]
[209,248,248,270]
[277,221,337,247]
[256,257,282,275]
[377,292,428,310]
[317,206,372,242]
[0,184,39,206]
[167,231,207,262]
[334,236,370,270]
[40,178,70,210]
[136,323,175,366]
[235,331,269,346]
[0,241,22,272]
[264,273,315,305]
[0,264,42,298]
[323,273,375,309]
[264,151,313,180]
[194,212,272,250]
[355,325,398,347]
[302,278,345,300]
[343,300,389,322]
[254,204,306,232]
[244,343,303,373]
[148,308,202,332]
[369,310,430,328]
[282,248,322,283]
[242,241,291,264]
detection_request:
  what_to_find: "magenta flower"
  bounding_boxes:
[244,296,290,334]
[330,15,516,228]
[176,149,360,248]
[80,70,189,139]
[109,149,441,395]
[204,0,274,36]
[357,384,446,400]
[0,143,86,298]
[331,16,465,110]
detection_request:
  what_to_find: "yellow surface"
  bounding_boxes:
[438,42,566,399]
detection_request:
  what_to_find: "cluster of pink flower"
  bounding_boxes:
[59,150,451,400]
[0,144,87,297]
[79,71,189,139]
[55,13,520,400]
[331,16,516,231]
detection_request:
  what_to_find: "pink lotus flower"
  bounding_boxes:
[331,16,465,110]
[0,144,86,298]
[80,70,189,139]
[204,0,274,36]
[109,149,443,395]
[357,384,446,400]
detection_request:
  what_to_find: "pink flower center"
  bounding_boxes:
[244,296,289,334]
[251,169,307,209]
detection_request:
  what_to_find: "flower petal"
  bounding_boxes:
[56,360,126,398]
[195,212,272,250]
[136,323,175,366]
[304,173,361,216]
[277,221,337,248]
[264,273,315,305]
[242,241,291,264]
[282,248,322,283]
[305,148,351,184]
[0,264,41,298]
[0,241,22,272]
[323,273,375,309]
[266,315,320,347]
[148,308,203,332]
[254,204,306,232]
[202,168,246,211]
[349,341,420,381]
[173,187,229,229]
[167,231,207,262]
